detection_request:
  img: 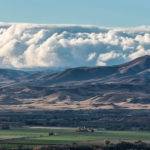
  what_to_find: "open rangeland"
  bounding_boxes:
[0,127,150,146]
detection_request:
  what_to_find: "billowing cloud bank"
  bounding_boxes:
[0,23,150,69]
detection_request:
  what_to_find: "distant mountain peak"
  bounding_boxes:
[119,55,150,75]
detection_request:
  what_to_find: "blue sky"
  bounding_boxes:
[0,0,149,26]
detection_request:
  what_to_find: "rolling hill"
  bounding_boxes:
[0,55,150,111]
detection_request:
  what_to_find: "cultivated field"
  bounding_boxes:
[0,127,150,145]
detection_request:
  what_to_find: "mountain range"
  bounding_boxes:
[0,55,150,111]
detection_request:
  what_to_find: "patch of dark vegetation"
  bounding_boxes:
[0,109,150,130]
[103,141,150,150]
[0,141,150,150]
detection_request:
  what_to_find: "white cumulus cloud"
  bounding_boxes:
[0,23,150,69]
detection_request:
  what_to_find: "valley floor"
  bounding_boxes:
[0,127,150,149]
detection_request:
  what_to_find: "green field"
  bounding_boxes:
[0,127,150,146]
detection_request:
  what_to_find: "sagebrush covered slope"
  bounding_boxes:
[0,55,150,110]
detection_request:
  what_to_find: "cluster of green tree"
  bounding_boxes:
[0,141,149,150]
[103,141,150,150]
[0,109,150,130]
